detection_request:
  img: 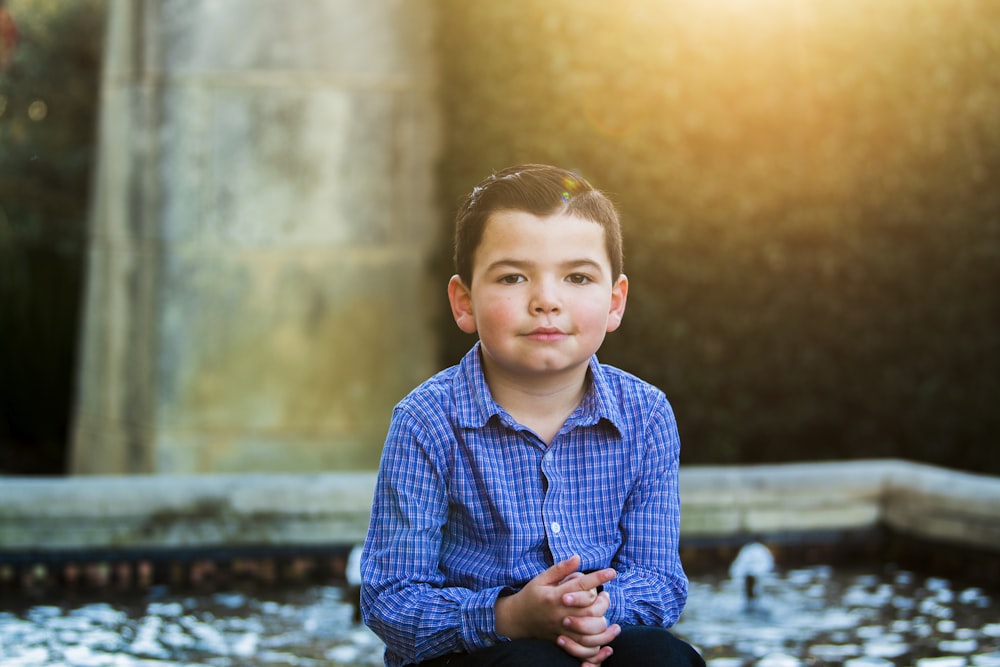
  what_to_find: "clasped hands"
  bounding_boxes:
[494,554,620,666]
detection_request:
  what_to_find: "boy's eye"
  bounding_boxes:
[567,273,592,284]
[498,274,525,284]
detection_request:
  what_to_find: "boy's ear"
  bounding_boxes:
[606,274,629,333]
[448,275,478,334]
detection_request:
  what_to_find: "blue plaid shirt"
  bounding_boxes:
[361,343,688,667]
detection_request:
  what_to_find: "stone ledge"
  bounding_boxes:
[679,459,892,537]
[1,459,998,555]
[0,472,376,552]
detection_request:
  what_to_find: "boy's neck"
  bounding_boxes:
[482,360,590,445]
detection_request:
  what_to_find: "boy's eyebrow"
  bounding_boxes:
[483,258,607,274]
[562,258,606,273]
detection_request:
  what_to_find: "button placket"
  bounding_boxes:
[540,445,570,558]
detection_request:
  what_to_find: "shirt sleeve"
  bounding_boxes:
[360,406,507,663]
[603,392,689,628]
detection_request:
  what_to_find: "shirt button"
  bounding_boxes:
[551,521,561,534]
[543,451,553,462]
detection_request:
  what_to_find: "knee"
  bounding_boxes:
[610,626,705,667]
[475,638,579,667]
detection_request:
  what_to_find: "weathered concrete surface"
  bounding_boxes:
[882,462,1000,552]
[0,472,376,551]
[679,459,889,537]
[70,0,441,474]
[2,460,998,554]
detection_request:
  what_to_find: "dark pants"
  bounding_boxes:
[416,626,705,667]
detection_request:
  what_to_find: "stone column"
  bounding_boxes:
[71,0,441,474]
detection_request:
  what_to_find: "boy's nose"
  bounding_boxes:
[530,281,561,313]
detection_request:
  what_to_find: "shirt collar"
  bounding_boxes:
[456,343,498,428]
[455,342,623,434]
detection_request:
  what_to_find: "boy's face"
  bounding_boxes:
[448,209,628,385]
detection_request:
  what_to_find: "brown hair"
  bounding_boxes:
[453,164,623,286]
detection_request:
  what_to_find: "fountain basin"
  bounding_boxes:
[1,459,998,666]
[1,556,997,667]
[2,459,997,556]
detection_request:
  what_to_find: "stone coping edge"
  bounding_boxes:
[1,459,997,553]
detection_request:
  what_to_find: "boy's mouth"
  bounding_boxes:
[524,326,567,341]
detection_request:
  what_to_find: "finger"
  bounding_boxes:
[581,645,614,666]
[562,613,610,636]
[562,575,614,607]
[558,571,584,586]
[579,590,611,617]
[562,587,598,608]
[540,555,582,585]
[566,567,616,593]
[561,621,620,647]
[556,635,603,660]
[565,591,609,617]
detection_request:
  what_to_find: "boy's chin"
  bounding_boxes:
[502,357,592,378]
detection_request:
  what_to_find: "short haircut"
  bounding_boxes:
[453,164,624,286]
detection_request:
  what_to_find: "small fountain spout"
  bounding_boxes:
[347,545,363,623]
[729,541,774,611]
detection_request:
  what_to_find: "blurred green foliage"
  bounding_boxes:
[0,0,105,473]
[2,0,997,476]
[435,0,1000,474]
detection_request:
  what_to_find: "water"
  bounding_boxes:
[676,564,1000,666]
[2,564,998,666]
[0,586,384,667]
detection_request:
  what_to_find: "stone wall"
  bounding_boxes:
[4,460,998,555]
[70,0,441,473]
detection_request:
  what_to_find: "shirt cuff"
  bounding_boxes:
[459,586,508,651]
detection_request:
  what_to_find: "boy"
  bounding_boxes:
[361,164,703,667]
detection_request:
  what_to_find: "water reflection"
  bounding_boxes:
[1,587,385,667]
[1,565,998,666]
[676,564,1000,666]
